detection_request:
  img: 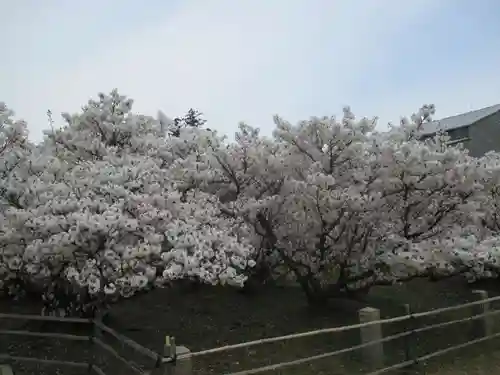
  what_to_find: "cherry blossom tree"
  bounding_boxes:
[180,109,382,303]
[428,152,500,283]
[0,103,31,208]
[369,108,487,285]
[0,103,34,298]
[0,91,255,316]
[184,106,487,305]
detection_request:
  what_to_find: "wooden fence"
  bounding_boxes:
[0,312,166,375]
[162,289,500,375]
[2,289,500,375]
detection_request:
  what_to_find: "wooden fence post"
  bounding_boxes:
[93,311,103,340]
[471,290,493,338]
[359,307,384,370]
[401,303,417,374]
[87,320,97,374]
[162,336,192,375]
[174,347,192,375]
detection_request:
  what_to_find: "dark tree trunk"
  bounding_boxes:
[297,274,373,307]
[297,277,330,307]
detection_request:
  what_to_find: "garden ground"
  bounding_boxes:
[1,277,500,374]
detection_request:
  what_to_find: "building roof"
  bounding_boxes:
[419,104,500,135]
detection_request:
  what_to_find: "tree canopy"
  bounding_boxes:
[1,90,499,314]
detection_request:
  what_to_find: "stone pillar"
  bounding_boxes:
[359,307,384,370]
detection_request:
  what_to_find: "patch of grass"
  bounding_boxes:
[401,338,500,375]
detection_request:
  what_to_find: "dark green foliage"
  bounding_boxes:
[171,108,207,137]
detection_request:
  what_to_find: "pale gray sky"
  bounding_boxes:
[2,0,500,142]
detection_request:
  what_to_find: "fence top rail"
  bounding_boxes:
[0,313,91,324]
[412,293,500,318]
[0,328,90,342]
[187,314,409,358]
[187,291,500,358]
[0,353,88,369]
[220,330,412,375]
